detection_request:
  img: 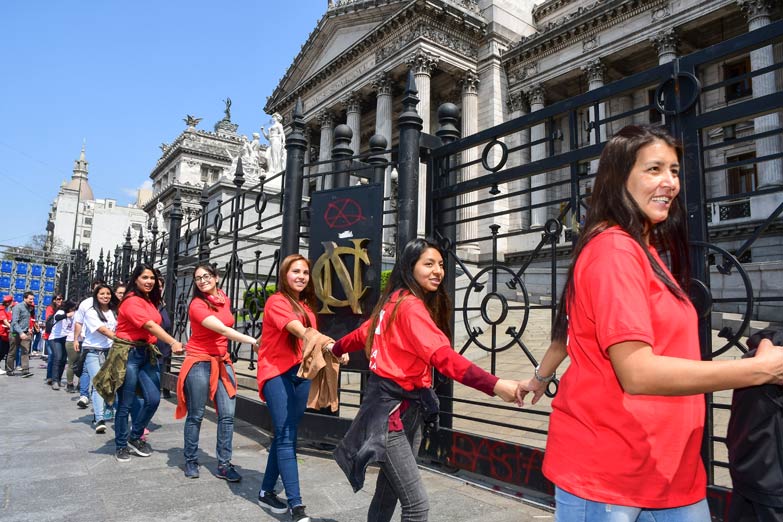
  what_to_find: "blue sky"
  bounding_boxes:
[0,1,326,246]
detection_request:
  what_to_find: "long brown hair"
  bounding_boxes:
[552,124,690,343]
[277,254,317,328]
[191,264,220,312]
[364,238,452,355]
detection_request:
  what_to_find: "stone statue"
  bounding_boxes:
[184,115,202,127]
[155,201,165,232]
[261,113,286,174]
[222,97,232,121]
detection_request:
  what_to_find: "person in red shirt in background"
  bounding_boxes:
[516,125,783,521]
[0,295,13,375]
[175,264,259,481]
[111,264,184,463]
[327,238,519,522]
[255,254,337,522]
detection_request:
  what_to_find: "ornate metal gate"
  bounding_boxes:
[423,21,783,516]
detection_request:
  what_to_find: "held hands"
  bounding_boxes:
[172,341,185,355]
[515,377,547,407]
[493,379,520,404]
[323,342,349,365]
[253,337,261,353]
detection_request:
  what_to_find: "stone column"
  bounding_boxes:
[739,0,782,187]
[343,92,362,156]
[507,91,531,231]
[318,110,334,190]
[651,28,679,65]
[373,73,394,251]
[527,84,547,227]
[406,50,439,237]
[302,126,312,199]
[583,59,607,181]
[459,72,481,256]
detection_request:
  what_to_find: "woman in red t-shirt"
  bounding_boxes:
[517,125,783,521]
[327,238,518,521]
[175,264,259,481]
[112,264,184,463]
[255,254,329,522]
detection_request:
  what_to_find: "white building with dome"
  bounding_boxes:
[47,146,149,262]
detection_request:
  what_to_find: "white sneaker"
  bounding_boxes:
[77,396,90,409]
[0,369,6,375]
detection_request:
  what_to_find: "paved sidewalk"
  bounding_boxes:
[0,371,553,522]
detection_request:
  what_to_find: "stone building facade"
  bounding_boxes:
[47,146,148,262]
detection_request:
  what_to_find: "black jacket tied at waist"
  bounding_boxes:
[334,373,439,492]
[727,328,783,508]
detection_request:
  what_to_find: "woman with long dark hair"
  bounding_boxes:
[517,125,783,520]
[328,238,518,522]
[97,264,184,463]
[49,299,76,391]
[81,284,118,434]
[255,254,336,522]
[175,264,258,481]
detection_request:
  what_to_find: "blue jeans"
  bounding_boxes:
[184,361,236,466]
[45,339,53,379]
[368,405,428,522]
[114,347,160,449]
[50,337,67,382]
[261,365,310,509]
[555,487,710,522]
[79,367,90,396]
[83,349,108,422]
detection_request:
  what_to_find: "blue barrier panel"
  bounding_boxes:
[0,276,10,289]
[14,279,27,290]
[31,265,43,277]
[29,280,41,291]
[16,263,28,275]
[45,266,56,278]
[13,293,23,303]
[44,281,55,292]
[43,295,52,306]
[1,261,12,273]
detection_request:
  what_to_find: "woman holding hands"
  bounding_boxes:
[175,264,258,481]
[517,125,783,521]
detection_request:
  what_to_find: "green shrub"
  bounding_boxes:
[380,269,392,292]
[243,285,276,317]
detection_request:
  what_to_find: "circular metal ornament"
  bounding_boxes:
[481,139,508,173]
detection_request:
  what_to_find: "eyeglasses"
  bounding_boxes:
[194,274,213,283]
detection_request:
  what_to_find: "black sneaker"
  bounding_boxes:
[184,461,199,479]
[66,383,76,393]
[257,491,288,514]
[127,438,152,457]
[115,447,131,463]
[290,505,311,522]
[20,371,33,378]
[95,420,106,434]
[5,371,14,377]
[216,463,242,482]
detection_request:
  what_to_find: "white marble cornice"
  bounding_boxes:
[504,0,666,68]
[532,0,581,23]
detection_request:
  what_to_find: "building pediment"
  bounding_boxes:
[265,0,486,116]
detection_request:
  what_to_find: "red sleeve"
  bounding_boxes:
[582,233,655,355]
[189,298,214,325]
[332,320,371,356]
[430,346,499,396]
[265,295,300,331]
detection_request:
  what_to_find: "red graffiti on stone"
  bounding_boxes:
[324,198,366,229]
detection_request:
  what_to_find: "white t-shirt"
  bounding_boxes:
[50,310,73,340]
[81,307,116,350]
[74,297,94,340]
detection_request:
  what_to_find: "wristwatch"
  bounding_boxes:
[534,364,556,384]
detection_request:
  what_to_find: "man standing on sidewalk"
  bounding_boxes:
[6,292,35,377]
